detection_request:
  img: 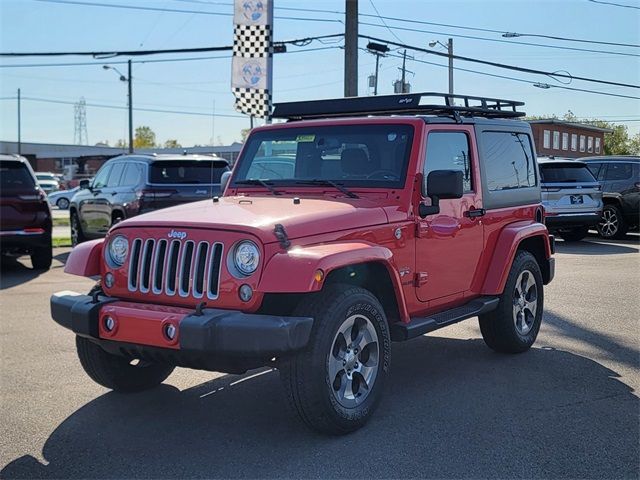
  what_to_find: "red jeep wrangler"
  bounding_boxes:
[51,93,555,435]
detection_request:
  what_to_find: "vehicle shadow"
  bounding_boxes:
[2,336,638,479]
[554,238,638,256]
[0,256,43,289]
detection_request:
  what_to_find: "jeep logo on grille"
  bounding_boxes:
[168,230,187,240]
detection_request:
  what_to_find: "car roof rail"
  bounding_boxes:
[272,92,526,121]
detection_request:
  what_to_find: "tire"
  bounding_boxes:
[597,204,627,239]
[279,284,391,435]
[56,197,70,210]
[31,244,52,270]
[558,226,589,242]
[479,251,543,354]
[76,336,175,392]
[70,211,86,247]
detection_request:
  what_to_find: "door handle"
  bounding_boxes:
[464,208,486,218]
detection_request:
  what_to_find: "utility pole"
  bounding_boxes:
[401,50,407,90]
[127,59,133,153]
[17,88,21,155]
[366,42,389,96]
[447,38,454,95]
[344,0,358,97]
[374,53,380,95]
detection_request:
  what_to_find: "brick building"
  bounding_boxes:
[528,120,613,159]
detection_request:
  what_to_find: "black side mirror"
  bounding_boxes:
[220,171,232,194]
[419,170,464,218]
[79,179,90,189]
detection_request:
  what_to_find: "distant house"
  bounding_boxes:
[0,141,244,175]
[527,120,613,159]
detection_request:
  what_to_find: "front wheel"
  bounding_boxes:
[76,336,175,392]
[70,211,86,247]
[279,285,391,435]
[479,251,543,353]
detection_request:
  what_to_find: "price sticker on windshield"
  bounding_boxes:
[296,134,316,142]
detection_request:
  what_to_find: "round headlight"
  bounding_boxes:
[108,235,129,267]
[233,241,260,276]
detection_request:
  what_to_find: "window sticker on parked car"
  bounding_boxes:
[296,134,315,142]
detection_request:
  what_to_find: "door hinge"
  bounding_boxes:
[415,222,429,238]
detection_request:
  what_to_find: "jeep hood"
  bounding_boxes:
[117,196,389,244]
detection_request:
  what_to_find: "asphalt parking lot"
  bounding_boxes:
[1,236,638,479]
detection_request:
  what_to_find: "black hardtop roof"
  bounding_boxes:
[107,153,229,164]
[273,92,526,122]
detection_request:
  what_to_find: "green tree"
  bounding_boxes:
[240,128,251,142]
[164,139,181,148]
[115,139,127,148]
[134,126,156,148]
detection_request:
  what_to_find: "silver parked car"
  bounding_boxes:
[538,158,603,241]
[47,186,79,210]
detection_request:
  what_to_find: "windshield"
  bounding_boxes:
[149,160,229,184]
[540,164,597,183]
[233,124,414,189]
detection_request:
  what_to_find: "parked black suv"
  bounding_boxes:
[70,154,230,246]
[582,156,640,239]
[0,154,53,269]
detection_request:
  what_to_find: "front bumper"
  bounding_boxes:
[545,212,602,229]
[51,291,313,370]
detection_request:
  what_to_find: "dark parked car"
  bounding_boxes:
[582,156,640,239]
[70,154,230,246]
[0,155,53,270]
[538,157,602,241]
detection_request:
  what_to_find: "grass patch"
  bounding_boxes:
[52,237,72,248]
[53,217,70,227]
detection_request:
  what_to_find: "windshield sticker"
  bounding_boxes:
[296,134,315,142]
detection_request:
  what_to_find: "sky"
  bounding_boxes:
[1,0,639,148]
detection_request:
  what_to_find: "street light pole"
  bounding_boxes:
[127,59,133,153]
[17,88,21,155]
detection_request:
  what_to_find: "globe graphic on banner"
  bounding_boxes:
[242,0,264,22]
[241,61,263,87]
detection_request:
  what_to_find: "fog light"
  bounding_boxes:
[104,316,115,332]
[104,272,114,288]
[164,323,177,341]
[239,284,253,302]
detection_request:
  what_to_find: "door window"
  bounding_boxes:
[605,163,633,181]
[121,163,143,186]
[106,163,126,187]
[424,131,473,194]
[92,164,112,189]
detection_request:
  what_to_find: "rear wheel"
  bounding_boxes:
[597,204,627,239]
[56,197,70,210]
[70,211,86,247]
[279,285,390,435]
[76,336,175,392]
[479,251,543,353]
[31,244,52,270]
[558,226,589,242]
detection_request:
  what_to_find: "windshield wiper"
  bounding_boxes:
[295,179,359,199]
[235,179,282,195]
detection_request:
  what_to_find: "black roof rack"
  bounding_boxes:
[272,92,526,121]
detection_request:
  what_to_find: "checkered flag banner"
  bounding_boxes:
[232,0,273,119]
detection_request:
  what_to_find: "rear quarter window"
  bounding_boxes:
[0,161,36,190]
[482,131,536,191]
[539,164,597,183]
[149,160,229,184]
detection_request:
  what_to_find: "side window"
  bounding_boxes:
[482,132,536,191]
[121,163,143,186]
[92,164,112,189]
[424,131,472,193]
[586,162,602,180]
[106,163,126,187]
[605,163,633,181]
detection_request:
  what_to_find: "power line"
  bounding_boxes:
[0,34,344,58]
[358,21,640,57]
[359,34,640,89]
[367,0,404,43]
[30,0,344,23]
[587,0,640,9]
